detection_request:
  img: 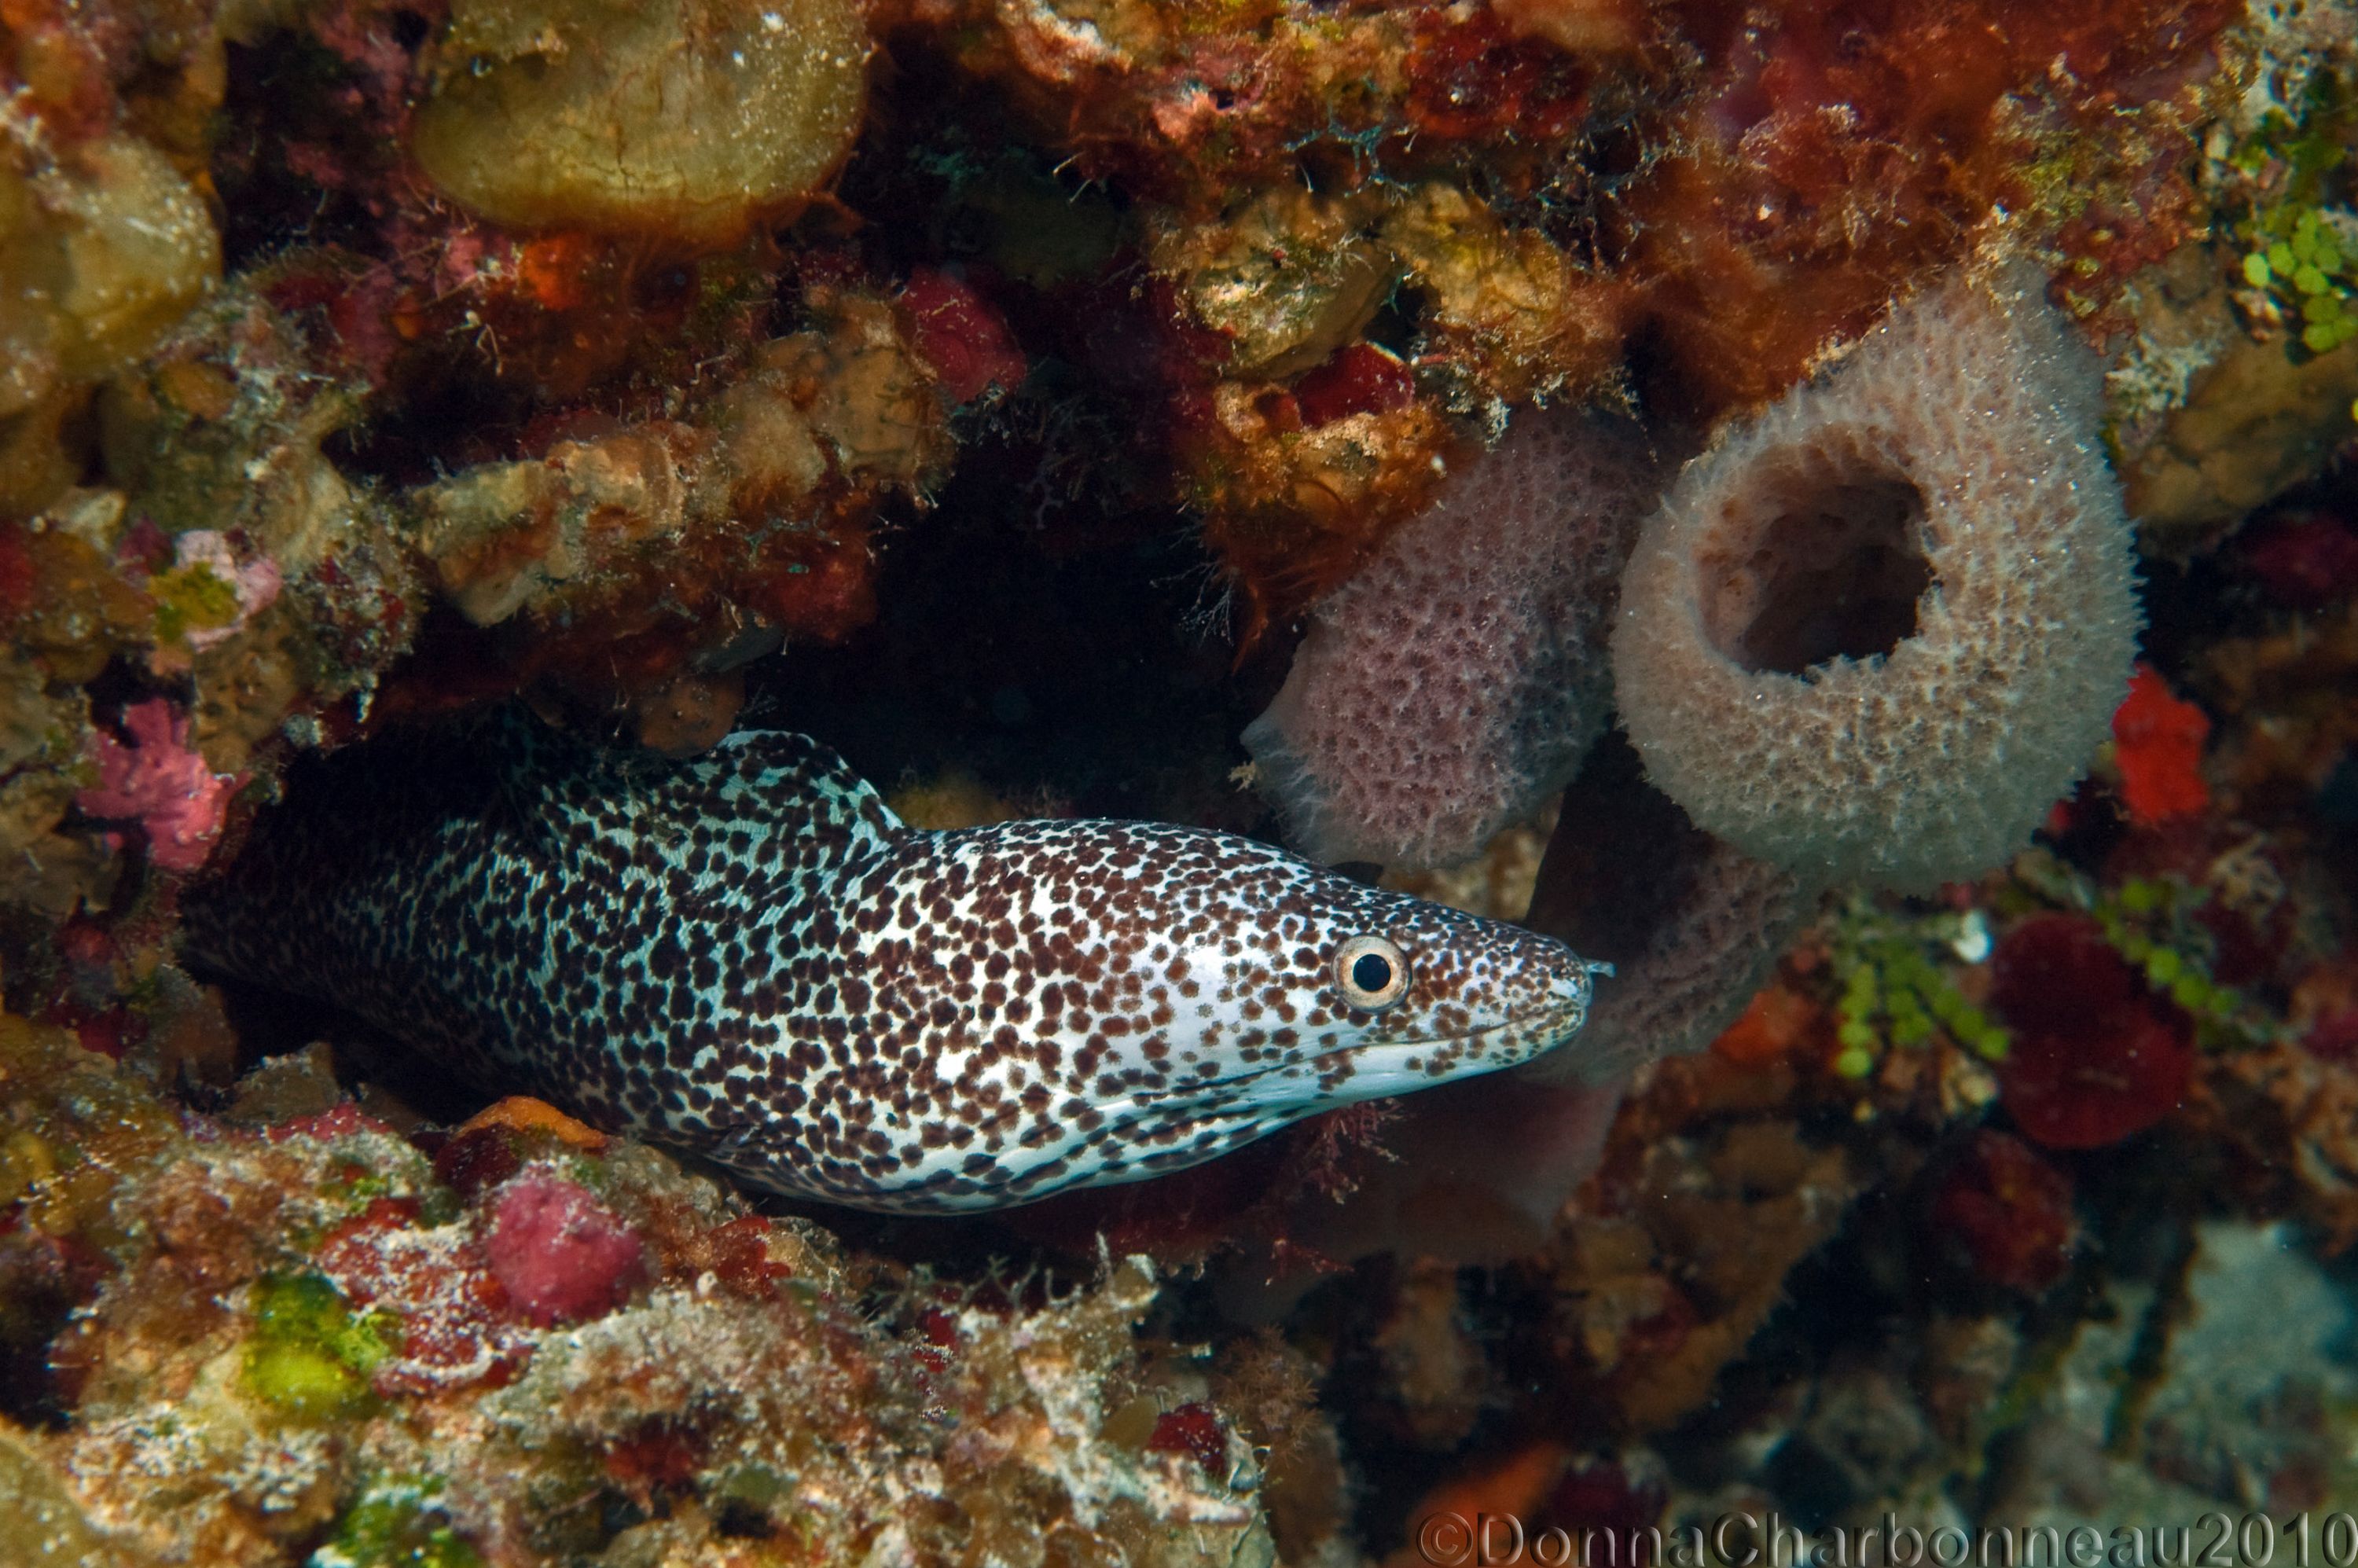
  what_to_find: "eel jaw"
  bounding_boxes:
[1221,993,1601,1113]
[1043,995,1602,1194]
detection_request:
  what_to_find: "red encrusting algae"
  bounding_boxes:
[2112,665,2213,827]
[1148,1403,1231,1474]
[901,267,1030,407]
[2241,509,2358,612]
[1929,1129,2078,1291]
[1293,343,1417,428]
[483,1168,649,1328]
[74,700,244,873]
[1989,913,2197,1149]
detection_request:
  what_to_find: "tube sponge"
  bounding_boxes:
[1243,409,1658,869]
[1611,263,2139,891]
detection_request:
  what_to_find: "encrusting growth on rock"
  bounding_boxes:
[0,1018,1285,1564]
[1612,261,2141,892]
[2,0,2354,1562]
[410,0,872,243]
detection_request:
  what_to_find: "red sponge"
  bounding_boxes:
[487,1167,648,1327]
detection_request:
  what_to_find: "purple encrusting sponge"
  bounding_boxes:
[1244,408,1660,871]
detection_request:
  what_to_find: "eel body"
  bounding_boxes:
[184,718,1606,1213]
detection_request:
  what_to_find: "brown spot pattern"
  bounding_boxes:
[184,716,1605,1212]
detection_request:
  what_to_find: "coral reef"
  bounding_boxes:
[1153,177,1624,639]
[1615,0,2231,414]
[1982,1218,2358,1528]
[0,110,222,513]
[2121,22,2358,548]
[1244,409,1656,869]
[398,277,952,717]
[1558,1111,1860,1436]
[2122,329,2358,544]
[2,271,424,925]
[1,0,2355,1559]
[0,1023,1289,1565]
[937,0,2230,630]
[1614,263,2141,891]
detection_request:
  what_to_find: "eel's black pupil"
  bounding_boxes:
[1352,953,1394,993]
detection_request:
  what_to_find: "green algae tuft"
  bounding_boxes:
[241,1272,398,1419]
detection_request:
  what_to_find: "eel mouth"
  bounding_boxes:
[1339,1006,1593,1085]
[970,972,1609,1190]
[1181,995,1600,1118]
[928,990,1603,1202]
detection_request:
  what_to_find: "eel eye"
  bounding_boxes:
[1334,934,1410,1012]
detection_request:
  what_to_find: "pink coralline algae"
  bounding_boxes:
[1613,263,2139,892]
[73,699,242,872]
[1246,409,1659,869]
[484,1167,648,1327]
[317,1197,533,1394]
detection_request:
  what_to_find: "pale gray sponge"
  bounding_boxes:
[1244,409,1658,870]
[1611,263,2139,892]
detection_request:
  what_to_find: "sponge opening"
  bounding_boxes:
[1695,439,1934,677]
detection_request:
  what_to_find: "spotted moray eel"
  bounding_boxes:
[184,715,1606,1213]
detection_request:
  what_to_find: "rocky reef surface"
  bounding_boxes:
[5,0,2358,1562]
